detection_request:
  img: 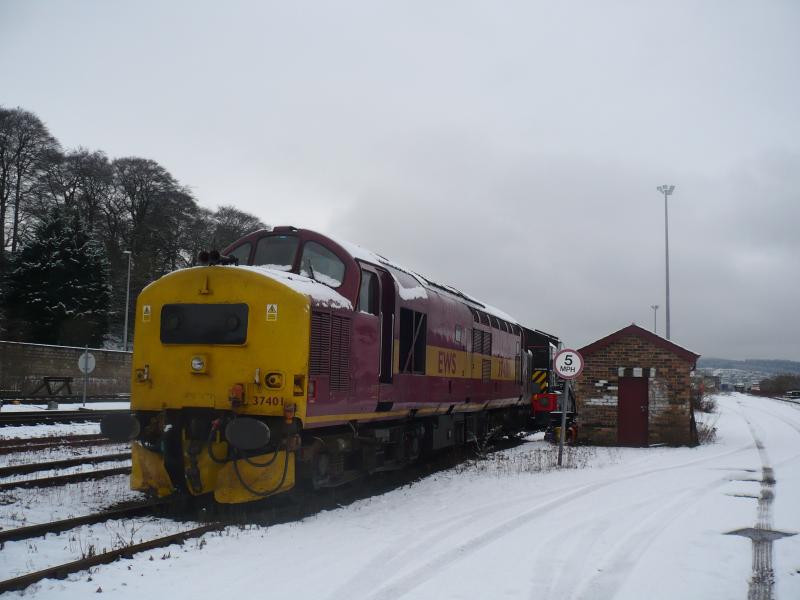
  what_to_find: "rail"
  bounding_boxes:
[0,523,222,593]
[0,410,125,426]
[0,500,169,544]
[0,466,131,492]
[0,434,114,455]
[0,394,130,404]
[0,452,131,477]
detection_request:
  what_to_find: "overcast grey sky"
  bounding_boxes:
[2,0,798,360]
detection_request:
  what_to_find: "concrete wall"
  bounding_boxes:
[0,341,131,396]
[575,334,696,446]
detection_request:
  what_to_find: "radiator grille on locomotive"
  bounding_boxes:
[310,311,351,392]
[309,312,331,376]
[482,359,491,382]
[471,328,492,356]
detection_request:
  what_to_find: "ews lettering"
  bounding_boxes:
[438,351,457,374]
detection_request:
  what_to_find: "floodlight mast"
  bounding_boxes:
[656,185,675,339]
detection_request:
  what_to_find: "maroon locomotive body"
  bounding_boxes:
[103,225,561,502]
[221,227,537,488]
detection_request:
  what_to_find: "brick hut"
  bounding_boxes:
[574,324,700,447]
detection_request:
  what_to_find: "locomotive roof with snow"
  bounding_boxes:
[222,226,518,325]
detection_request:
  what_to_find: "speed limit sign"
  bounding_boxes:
[553,349,584,380]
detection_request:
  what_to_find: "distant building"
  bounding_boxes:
[693,372,721,394]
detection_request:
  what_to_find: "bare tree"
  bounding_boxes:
[34,149,113,230]
[112,157,180,229]
[0,108,14,261]
[0,107,60,256]
[212,205,266,249]
[1,106,269,346]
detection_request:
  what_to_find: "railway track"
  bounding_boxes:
[0,410,123,427]
[0,459,450,594]
[0,394,129,405]
[0,436,528,594]
[0,452,131,477]
[0,465,131,492]
[0,499,170,544]
[0,434,115,455]
[0,522,221,593]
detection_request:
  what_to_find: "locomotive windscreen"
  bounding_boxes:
[160,304,249,345]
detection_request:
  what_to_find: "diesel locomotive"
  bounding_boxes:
[103,227,561,503]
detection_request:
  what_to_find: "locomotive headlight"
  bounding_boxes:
[190,355,207,373]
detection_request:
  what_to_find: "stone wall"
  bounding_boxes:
[0,341,131,396]
[575,333,696,446]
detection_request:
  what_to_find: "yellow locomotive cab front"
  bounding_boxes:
[108,265,310,504]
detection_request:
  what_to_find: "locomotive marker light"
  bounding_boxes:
[553,349,584,466]
[190,354,207,373]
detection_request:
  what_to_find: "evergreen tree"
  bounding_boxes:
[2,209,112,346]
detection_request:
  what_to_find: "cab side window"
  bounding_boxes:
[227,242,251,264]
[300,241,345,287]
[358,270,379,315]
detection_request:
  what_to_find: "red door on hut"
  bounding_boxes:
[617,377,649,446]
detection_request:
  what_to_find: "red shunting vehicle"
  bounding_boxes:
[523,328,577,440]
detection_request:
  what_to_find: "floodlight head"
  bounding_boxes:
[657,185,675,196]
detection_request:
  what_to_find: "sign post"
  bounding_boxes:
[553,348,584,466]
[78,347,96,407]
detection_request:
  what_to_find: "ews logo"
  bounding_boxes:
[437,351,457,374]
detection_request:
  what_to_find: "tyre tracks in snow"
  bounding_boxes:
[327,441,754,600]
[726,399,799,600]
[531,473,732,600]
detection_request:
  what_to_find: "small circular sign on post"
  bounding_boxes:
[553,348,584,466]
[553,349,584,380]
[78,352,96,374]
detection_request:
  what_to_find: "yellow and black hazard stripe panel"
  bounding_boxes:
[531,370,549,392]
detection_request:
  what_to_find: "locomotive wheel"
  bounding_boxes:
[312,452,330,488]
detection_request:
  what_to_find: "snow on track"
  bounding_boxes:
[3,393,799,599]
[0,422,104,441]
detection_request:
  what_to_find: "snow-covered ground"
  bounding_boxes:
[0,402,130,441]
[1,393,798,599]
